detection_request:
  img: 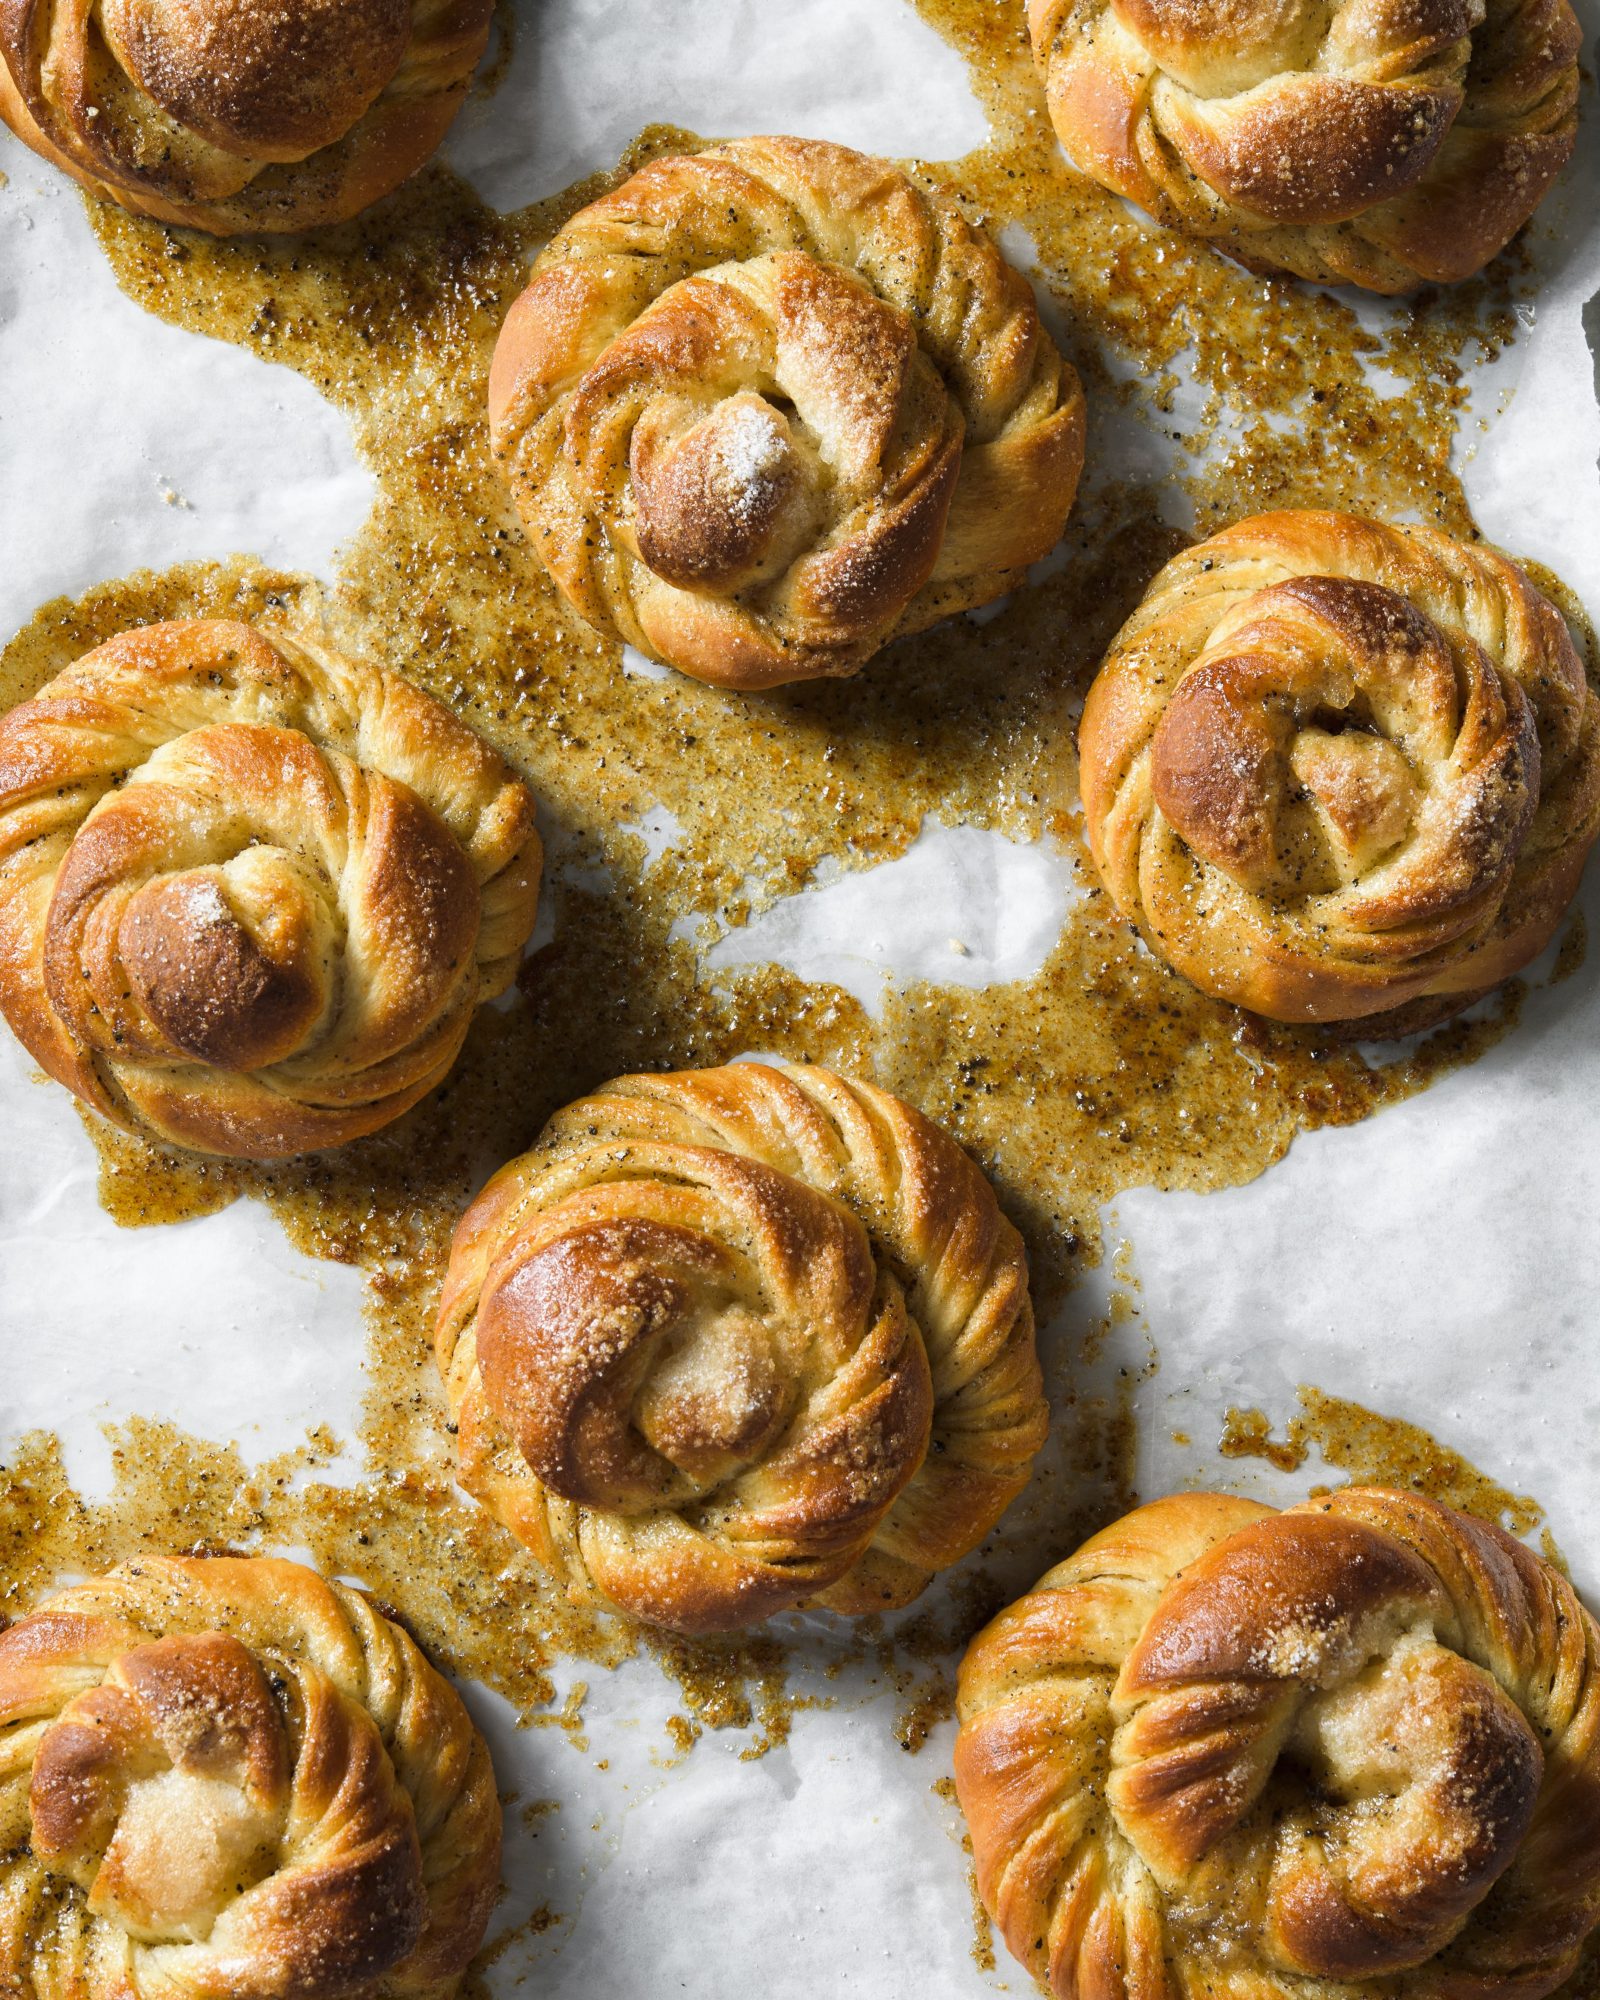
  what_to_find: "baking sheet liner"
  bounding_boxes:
[2,2,1599,1991]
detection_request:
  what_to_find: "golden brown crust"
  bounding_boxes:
[488,136,1086,689]
[954,1487,1600,2000]
[1027,0,1580,291]
[0,618,541,1157]
[0,1553,501,1999]
[435,1061,1049,1634]
[1076,511,1600,1026]
[0,0,493,234]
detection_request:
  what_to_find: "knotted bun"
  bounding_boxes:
[1078,511,1600,1029]
[0,1553,501,1999]
[0,0,493,233]
[0,618,541,1156]
[1027,0,1580,291]
[489,136,1086,689]
[436,1062,1049,1634]
[955,1487,1600,2000]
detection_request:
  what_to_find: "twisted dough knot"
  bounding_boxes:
[489,136,1087,688]
[0,0,493,233]
[1027,0,1580,290]
[436,1062,1049,1634]
[955,1488,1600,2000]
[1078,512,1600,1028]
[0,1555,501,1999]
[0,619,541,1157]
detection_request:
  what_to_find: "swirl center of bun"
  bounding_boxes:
[561,245,965,657]
[474,1155,917,1513]
[1076,513,1600,1026]
[40,716,483,1078]
[632,391,815,594]
[114,862,332,1073]
[1110,1511,1544,1976]
[31,1632,291,1942]
[1147,572,1538,907]
[489,137,1086,688]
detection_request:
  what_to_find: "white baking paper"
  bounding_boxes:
[2,3,1599,1993]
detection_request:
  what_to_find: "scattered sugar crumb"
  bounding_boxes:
[711,400,791,525]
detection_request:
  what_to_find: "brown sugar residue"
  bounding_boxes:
[871,1605,968,1754]
[644,1629,821,1761]
[533,1682,591,1755]
[1552,911,1588,986]
[0,0,1581,1744]
[893,1671,956,1754]
[1542,1531,1573,1579]
[967,1859,997,1974]
[1220,1406,1310,1474]
[1218,1386,1545,1536]
[461,1898,565,2000]
[661,1714,701,1761]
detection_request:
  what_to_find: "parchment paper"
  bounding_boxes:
[3,4,1600,1993]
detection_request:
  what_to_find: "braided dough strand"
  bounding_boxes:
[1028,0,1579,290]
[0,1554,501,1999]
[436,1062,1048,1634]
[1077,511,1600,1027]
[955,1488,1600,2000]
[0,0,493,233]
[490,137,1086,689]
[0,619,541,1156]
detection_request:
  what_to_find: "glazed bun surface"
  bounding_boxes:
[0,0,493,232]
[1027,0,1580,291]
[490,136,1085,689]
[0,619,541,1156]
[0,1553,501,1999]
[956,1486,1600,2000]
[1078,511,1600,1030]
[437,1061,1049,1633]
